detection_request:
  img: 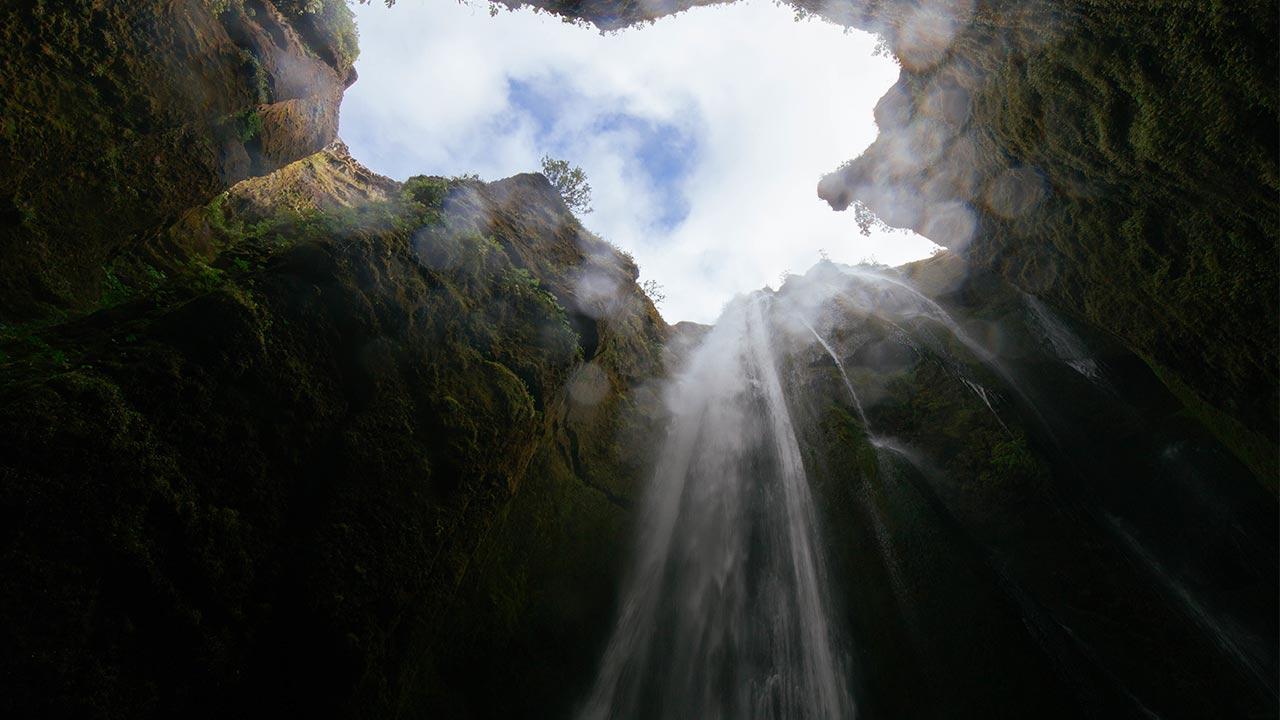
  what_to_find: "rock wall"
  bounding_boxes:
[774,255,1278,719]
[0,0,1274,716]
[0,145,667,718]
[811,0,1279,484]
[0,0,354,320]
[1,4,670,715]
[521,0,1278,485]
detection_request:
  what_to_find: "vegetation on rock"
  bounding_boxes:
[497,0,1279,487]
[540,154,595,215]
[0,0,352,321]
[1,0,1275,717]
[781,255,1276,718]
[807,0,1280,485]
[0,144,667,718]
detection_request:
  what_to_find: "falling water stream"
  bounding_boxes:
[580,294,853,720]
[580,263,1275,719]
[791,274,1173,716]
[844,267,1054,422]
[1023,294,1102,381]
[800,318,940,668]
[798,317,868,428]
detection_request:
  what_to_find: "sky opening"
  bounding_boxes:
[340,0,941,323]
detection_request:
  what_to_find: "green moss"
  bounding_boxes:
[420,430,638,717]
[402,175,451,208]
[975,432,1049,497]
[279,0,362,70]
[100,268,132,307]
[820,403,878,479]
[0,159,669,716]
[1148,357,1279,494]
[233,108,263,142]
[814,0,1277,452]
[0,0,359,322]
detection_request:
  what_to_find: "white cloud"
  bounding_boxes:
[341,0,941,323]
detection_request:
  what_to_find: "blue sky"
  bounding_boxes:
[586,112,696,230]
[508,77,698,229]
[339,0,940,323]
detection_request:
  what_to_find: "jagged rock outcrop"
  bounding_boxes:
[0,145,666,718]
[492,0,729,31]
[771,255,1278,719]
[809,0,1279,485]
[1,4,670,715]
[0,0,355,320]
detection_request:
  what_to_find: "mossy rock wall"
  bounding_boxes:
[771,256,1278,719]
[807,0,1279,481]
[0,147,666,718]
[523,0,1279,489]
[0,0,354,321]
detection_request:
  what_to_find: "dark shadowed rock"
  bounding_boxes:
[0,144,667,718]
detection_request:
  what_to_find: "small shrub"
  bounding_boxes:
[641,279,665,307]
[540,155,593,215]
[234,109,262,142]
[403,176,451,209]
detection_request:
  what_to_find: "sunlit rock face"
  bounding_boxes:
[0,0,354,320]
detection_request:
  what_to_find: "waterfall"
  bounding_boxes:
[840,266,1054,441]
[579,294,854,720]
[577,261,1274,720]
[959,377,1011,434]
[842,268,1013,381]
[1022,294,1102,381]
[1106,514,1276,696]
[842,267,987,361]
[798,317,869,429]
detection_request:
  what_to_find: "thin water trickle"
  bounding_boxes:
[843,267,1006,370]
[1106,515,1276,696]
[799,317,870,430]
[1023,294,1102,381]
[960,377,1011,434]
[843,268,985,359]
[841,266,1057,442]
[580,294,854,720]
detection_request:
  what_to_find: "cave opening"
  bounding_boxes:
[338,0,942,323]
